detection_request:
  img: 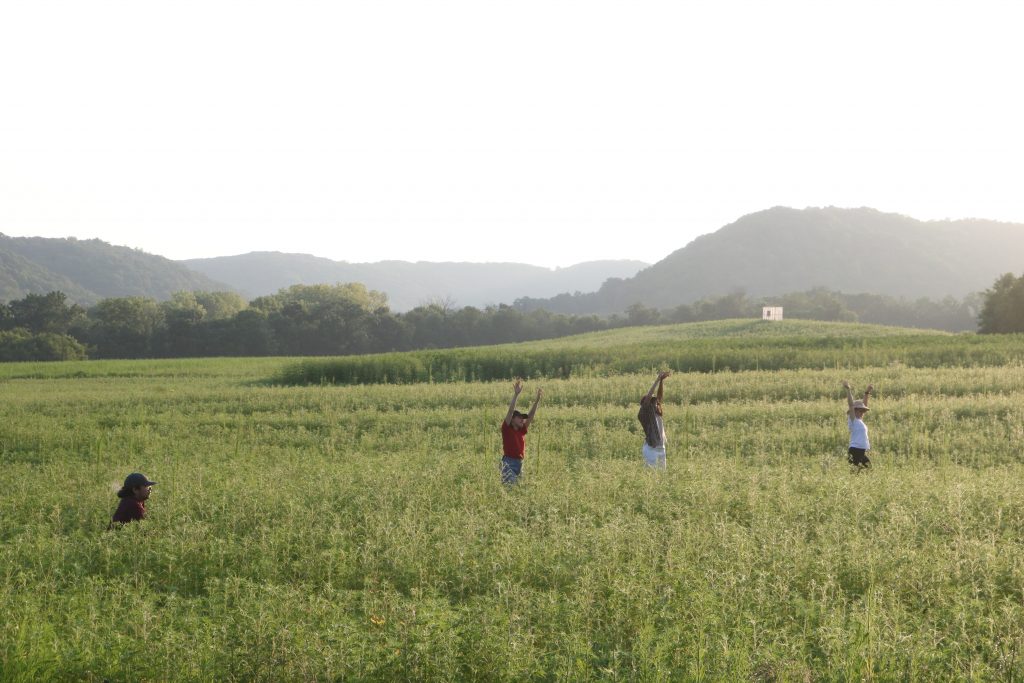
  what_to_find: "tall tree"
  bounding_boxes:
[978,273,1024,333]
[251,283,389,355]
[6,291,84,334]
[219,309,276,355]
[85,297,163,358]
[192,291,247,320]
[159,292,207,356]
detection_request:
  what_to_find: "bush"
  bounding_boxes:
[0,328,88,361]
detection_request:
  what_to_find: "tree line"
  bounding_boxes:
[613,288,982,333]
[0,285,614,361]
[0,274,1020,362]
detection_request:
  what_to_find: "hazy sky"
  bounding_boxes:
[2,1,1023,268]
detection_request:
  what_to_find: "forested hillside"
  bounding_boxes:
[0,235,229,304]
[517,207,1024,314]
[5,206,1021,323]
[181,252,648,311]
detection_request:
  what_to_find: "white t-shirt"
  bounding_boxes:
[848,417,870,450]
[654,414,667,447]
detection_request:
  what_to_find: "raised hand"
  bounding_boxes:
[842,380,850,389]
[513,379,523,395]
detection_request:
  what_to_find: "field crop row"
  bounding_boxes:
[276,323,1024,385]
[3,354,1024,679]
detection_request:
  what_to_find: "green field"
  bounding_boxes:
[275,320,1016,385]
[3,321,1024,681]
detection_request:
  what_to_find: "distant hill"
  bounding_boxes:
[8,205,1022,314]
[0,235,229,305]
[180,253,649,311]
[517,207,1024,314]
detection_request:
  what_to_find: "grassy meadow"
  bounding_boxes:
[277,320,1014,384]
[2,320,1024,681]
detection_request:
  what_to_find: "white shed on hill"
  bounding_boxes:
[762,306,783,321]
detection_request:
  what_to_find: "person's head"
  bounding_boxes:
[852,400,869,419]
[117,472,156,501]
[510,410,527,430]
[642,394,663,416]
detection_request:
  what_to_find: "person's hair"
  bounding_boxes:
[512,410,527,419]
[655,377,664,415]
[641,395,664,415]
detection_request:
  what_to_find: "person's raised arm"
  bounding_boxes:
[504,379,523,425]
[525,388,543,426]
[842,380,855,419]
[863,384,873,409]
[643,371,671,402]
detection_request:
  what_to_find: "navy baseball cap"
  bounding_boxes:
[117,472,157,497]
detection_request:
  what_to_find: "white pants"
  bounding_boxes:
[642,443,667,469]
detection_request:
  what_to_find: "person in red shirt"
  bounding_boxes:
[108,472,156,528]
[501,379,543,485]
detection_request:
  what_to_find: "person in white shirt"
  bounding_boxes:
[638,371,671,469]
[842,380,874,470]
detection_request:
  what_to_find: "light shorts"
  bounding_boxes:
[642,442,667,469]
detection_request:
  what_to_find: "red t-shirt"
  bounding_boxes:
[501,421,528,459]
[111,498,146,524]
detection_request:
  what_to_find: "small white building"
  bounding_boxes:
[762,306,783,321]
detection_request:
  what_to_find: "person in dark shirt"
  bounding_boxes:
[638,371,671,469]
[108,472,156,528]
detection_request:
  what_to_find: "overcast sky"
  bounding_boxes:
[2,1,1023,268]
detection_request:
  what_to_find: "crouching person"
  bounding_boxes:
[108,472,156,529]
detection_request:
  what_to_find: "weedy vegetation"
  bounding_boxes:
[2,320,1024,680]
[276,320,1022,385]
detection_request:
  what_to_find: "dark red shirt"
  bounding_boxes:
[501,421,528,459]
[111,497,146,524]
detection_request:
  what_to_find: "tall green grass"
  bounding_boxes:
[276,320,1024,385]
[3,330,1024,679]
